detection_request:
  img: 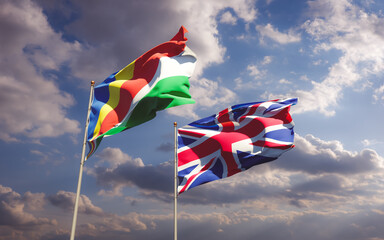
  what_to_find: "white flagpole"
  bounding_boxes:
[70,81,95,240]
[174,122,178,240]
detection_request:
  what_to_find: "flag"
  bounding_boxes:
[177,98,297,194]
[86,26,197,159]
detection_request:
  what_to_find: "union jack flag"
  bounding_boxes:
[177,98,297,194]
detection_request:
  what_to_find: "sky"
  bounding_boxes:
[1,0,384,239]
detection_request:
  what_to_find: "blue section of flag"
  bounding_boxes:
[87,73,117,140]
[237,151,276,170]
[178,135,196,148]
[178,165,197,184]
[189,159,223,189]
[188,115,219,130]
[264,128,294,142]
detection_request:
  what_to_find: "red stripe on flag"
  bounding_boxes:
[178,129,205,138]
[179,156,215,194]
[178,138,220,166]
[252,140,293,150]
[98,27,189,136]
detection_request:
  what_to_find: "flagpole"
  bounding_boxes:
[174,122,178,240]
[70,81,95,240]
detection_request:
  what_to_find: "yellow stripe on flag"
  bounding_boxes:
[91,61,136,140]
[115,60,135,80]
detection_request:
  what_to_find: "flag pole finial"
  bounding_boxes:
[174,122,177,127]
[91,81,95,86]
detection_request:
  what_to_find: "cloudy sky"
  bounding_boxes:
[1,0,384,239]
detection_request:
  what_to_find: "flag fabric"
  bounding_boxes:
[86,26,197,160]
[177,98,297,194]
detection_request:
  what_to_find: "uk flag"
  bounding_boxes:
[177,98,297,194]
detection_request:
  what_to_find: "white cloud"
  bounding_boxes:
[220,11,237,25]
[0,185,54,227]
[235,62,270,90]
[81,132,384,209]
[23,192,46,211]
[77,212,148,234]
[312,59,326,65]
[276,134,384,174]
[170,0,257,76]
[66,0,257,80]
[192,78,237,107]
[235,77,262,90]
[362,139,384,147]
[63,0,256,119]
[373,85,384,103]
[0,0,81,141]
[256,23,301,44]
[86,147,174,198]
[94,147,144,169]
[0,184,162,239]
[169,77,237,118]
[294,0,384,115]
[300,75,310,81]
[279,78,291,84]
[247,64,262,78]
[48,191,103,215]
[262,55,273,65]
[0,0,259,141]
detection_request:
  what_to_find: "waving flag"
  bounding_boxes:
[86,26,197,159]
[177,98,297,194]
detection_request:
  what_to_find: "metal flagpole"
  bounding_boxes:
[174,122,178,240]
[70,81,95,240]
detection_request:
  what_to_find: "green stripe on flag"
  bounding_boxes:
[100,75,194,137]
[127,75,195,128]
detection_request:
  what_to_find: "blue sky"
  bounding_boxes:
[1,0,384,239]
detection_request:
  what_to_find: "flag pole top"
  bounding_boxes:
[91,81,95,86]
[174,122,177,127]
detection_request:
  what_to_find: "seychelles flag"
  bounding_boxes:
[86,26,197,160]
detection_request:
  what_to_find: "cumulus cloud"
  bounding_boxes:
[185,134,381,207]
[373,84,384,103]
[57,0,256,79]
[156,142,174,152]
[256,23,301,44]
[0,0,258,142]
[48,191,103,216]
[219,11,238,25]
[72,212,172,240]
[0,185,55,235]
[65,204,384,240]
[247,64,266,78]
[293,0,384,115]
[3,183,384,240]
[279,78,291,84]
[22,192,46,211]
[87,148,173,199]
[190,78,237,109]
[3,133,383,239]
[168,77,237,119]
[262,55,273,65]
[362,139,384,147]
[2,1,383,239]
[83,133,384,209]
[42,0,256,119]
[276,134,383,175]
[235,63,269,90]
[0,185,167,240]
[0,0,81,142]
